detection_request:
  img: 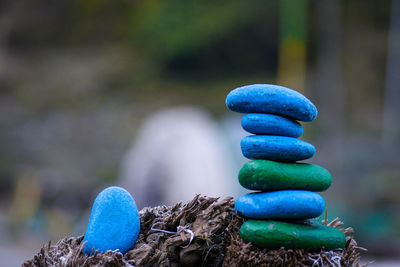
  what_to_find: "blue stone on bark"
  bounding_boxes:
[226,84,318,122]
[240,135,315,162]
[83,186,140,255]
[241,113,303,137]
[235,190,325,220]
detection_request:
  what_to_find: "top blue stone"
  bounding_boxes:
[226,84,318,122]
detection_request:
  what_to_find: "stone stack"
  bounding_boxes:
[226,84,345,250]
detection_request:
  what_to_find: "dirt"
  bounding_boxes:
[23,195,364,266]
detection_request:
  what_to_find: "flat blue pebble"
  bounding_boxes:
[241,135,315,162]
[235,190,325,220]
[226,84,318,122]
[241,113,303,137]
[83,186,140,255]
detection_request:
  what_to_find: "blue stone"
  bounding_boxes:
[83,186,140,255]
[235,190,325,219]
[226,84,318,122]
[241,135,315,162]
[241,113,303,137]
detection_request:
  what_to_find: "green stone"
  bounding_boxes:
[240,220,346,250]
[239,160,332,191]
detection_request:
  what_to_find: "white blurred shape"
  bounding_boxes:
[119,106,237,208]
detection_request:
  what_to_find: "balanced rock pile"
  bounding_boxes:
[226,84,346,250]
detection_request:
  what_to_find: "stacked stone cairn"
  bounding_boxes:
[226,84,346,250]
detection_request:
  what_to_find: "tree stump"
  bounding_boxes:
[23,195,363,266]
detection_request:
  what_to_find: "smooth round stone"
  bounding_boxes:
[241,135,315,162]
[239,160,332,192]
[226,84,317,122]
[235,190,325,219]
[242,113,303,137]
[240,220,346,250]
[83,186,140,255]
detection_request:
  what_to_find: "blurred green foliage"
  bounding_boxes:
[131,1,264,57]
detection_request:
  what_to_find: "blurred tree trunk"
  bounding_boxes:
[382,0,400,147]
[0,1,21,81]
[313,1,344,176]
[277,0,308,93]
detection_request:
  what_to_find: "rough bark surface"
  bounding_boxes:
[23,195,363,267]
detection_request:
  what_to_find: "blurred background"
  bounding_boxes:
[0,0,399,265]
